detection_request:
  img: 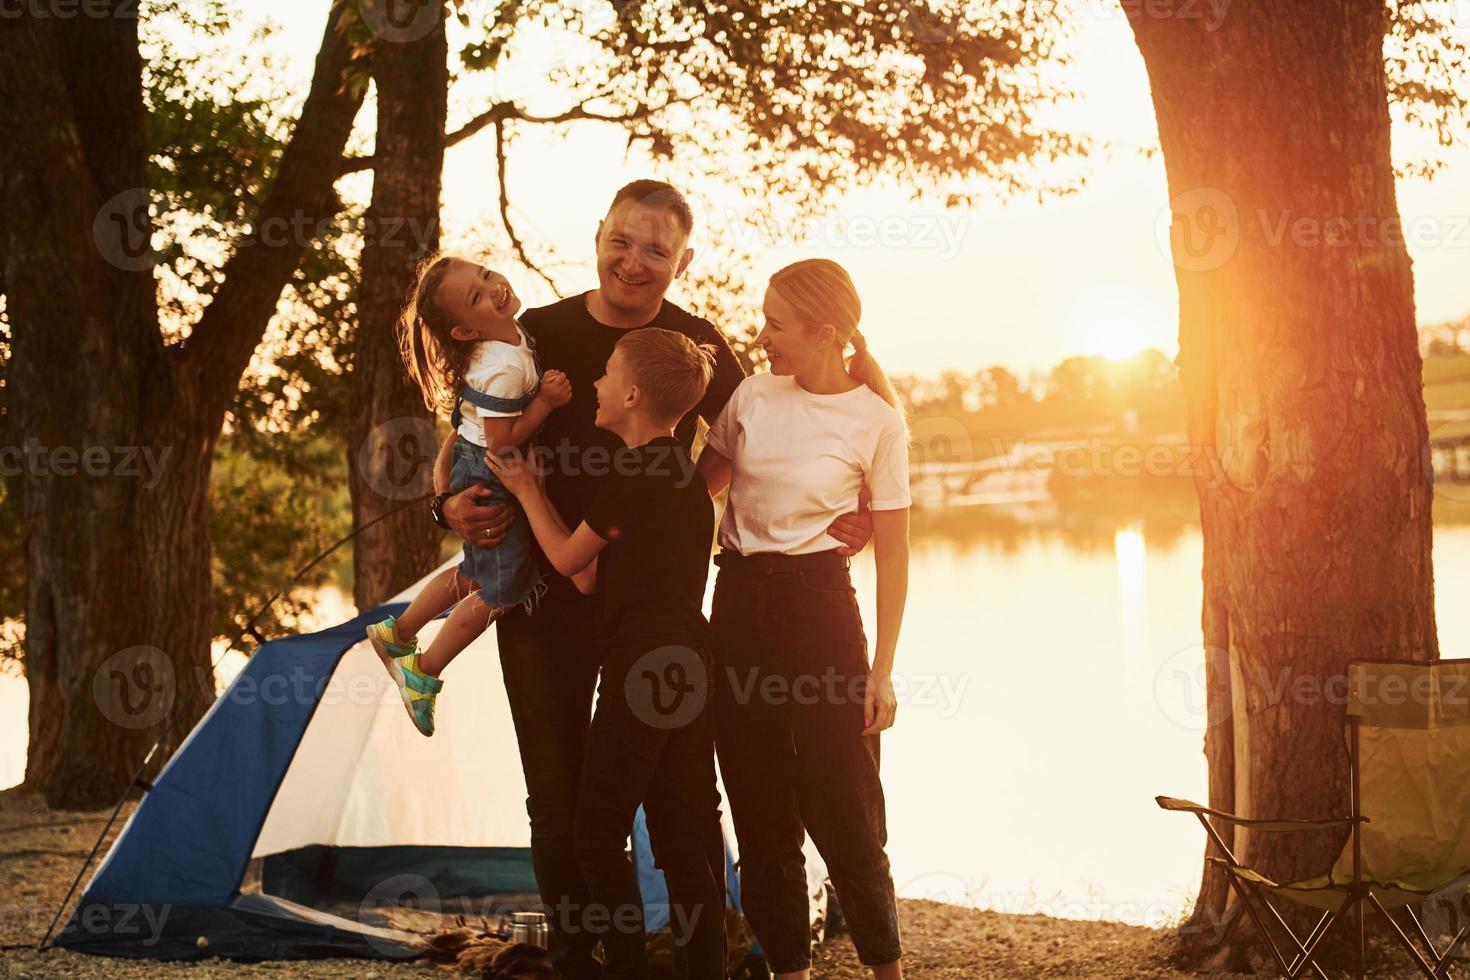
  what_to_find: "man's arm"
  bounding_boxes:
[442,490,516,549]
[828,486,874,556]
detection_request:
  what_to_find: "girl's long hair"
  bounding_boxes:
[397,254,471,413]
[768,258,905,421]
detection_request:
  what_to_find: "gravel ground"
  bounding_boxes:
[0,789,1232,978]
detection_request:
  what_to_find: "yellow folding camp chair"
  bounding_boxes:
[1159,658,1470,979]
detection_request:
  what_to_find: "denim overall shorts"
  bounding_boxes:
[448,350,545,611]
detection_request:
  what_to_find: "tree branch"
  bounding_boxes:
[495,118,561,296]
[338,93,680,176]
[179,1,366,427]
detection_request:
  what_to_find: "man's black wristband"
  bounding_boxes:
[430,491,453,530]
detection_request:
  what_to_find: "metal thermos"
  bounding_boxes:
[505,911,550,948]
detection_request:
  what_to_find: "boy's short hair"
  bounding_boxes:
[617,328,716,425]
[607,180,694,237]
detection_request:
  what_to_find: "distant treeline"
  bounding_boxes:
[894,329,1470,455]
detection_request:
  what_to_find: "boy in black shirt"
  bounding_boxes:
[489,328,725,980]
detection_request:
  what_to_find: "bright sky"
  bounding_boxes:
[234,1,1470,378]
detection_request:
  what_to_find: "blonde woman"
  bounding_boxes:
[698,259,909,979]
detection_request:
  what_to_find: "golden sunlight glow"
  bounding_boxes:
[1066,285,1176,364]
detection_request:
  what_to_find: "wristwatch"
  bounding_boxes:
[430,491,453,530]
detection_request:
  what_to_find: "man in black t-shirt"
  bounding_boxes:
[436,180,870,976]
[490,328,725,979]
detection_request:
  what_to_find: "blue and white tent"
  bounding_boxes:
[55,560,828,962]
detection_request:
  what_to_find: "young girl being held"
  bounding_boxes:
[366,255,571,737]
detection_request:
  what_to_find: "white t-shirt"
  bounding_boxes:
[705,372,911,555]
[456,326,540,447]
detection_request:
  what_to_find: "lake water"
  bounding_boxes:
[5,500,1470,926]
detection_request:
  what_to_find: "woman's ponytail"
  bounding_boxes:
[846,329,904,418]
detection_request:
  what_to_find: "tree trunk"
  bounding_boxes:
[1129,0,1438,960]
[348,1,448,611]
[0,2,365,809]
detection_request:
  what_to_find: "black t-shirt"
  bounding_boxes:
[520,293,745,542]
[583,437,714,650]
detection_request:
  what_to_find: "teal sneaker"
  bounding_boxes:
[367,617,417,680]
[388,652,442,737]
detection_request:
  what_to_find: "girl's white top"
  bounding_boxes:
[457,324,540,447]
[706,371,911,556]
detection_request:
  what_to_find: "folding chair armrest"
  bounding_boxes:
[1156,796,1364,832]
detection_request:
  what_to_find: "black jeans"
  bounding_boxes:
[710,551,902,972]
[497,576,605,978]
[574,641,728,980]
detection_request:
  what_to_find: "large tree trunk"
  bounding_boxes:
[0,2,365,809]
[348,1,448,611]
[1130,0,1438,960]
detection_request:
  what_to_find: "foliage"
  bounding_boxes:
[1386,0,1470,178]
[209,432,351,648]
[0,305,20,668]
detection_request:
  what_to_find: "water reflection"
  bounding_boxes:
[4,488,1469,927]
